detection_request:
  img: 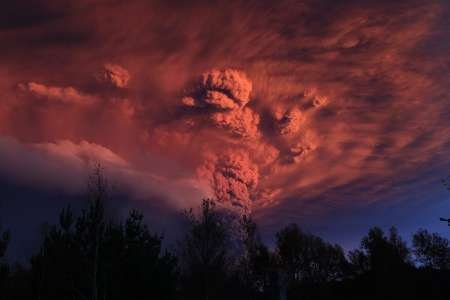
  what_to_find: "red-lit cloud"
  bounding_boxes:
[19,82,97,105]
[0,0,449,216]
[96,63,131,88]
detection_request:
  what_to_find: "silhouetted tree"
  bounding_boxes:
[347,249,369,275]
[412,229,450,270]
[345,227,416,300]
[238,216,279,300]
[177,199,234,300]
[353,227,411,274]
[31,167,109,299]
[31,206,83,299]
[0,226,10,290]
[276,224,348,299]
[276,224,348,284]
[30,167,177,300]
[101,209,177,300]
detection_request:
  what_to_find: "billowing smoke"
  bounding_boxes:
[176,68,323,210]
[210,108,260,139]
[18,82,96,105]
[96,64,131,88]
[304,88,328,108]
[274,107,303,136]
[200,69,252,107]
[181,69,260,139]
[198,150,259,212]
[287,132,318,164]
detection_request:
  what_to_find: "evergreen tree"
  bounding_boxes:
[177,199,233,300]
[239,216,279,300]
[30,167,177,300]
[412,229,450,270]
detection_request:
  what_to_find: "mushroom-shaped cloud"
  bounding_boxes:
[201,69,252,107]
[183,68,253,110]
[181,69,260,138]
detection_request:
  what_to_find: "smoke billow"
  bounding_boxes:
[274,107,303,136]
[96,64,131,88]
[18,82,97,105]
[176,68,324,210]
[180,69,260,139]
[198,150,259,212]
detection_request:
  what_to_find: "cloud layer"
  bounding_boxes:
[0,0,449,218]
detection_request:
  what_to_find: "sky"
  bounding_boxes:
[1,0,450,259]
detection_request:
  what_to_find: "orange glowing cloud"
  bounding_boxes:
[19,82,97,105]
[0,0,448,216]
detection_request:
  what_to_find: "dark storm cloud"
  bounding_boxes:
[0,1,68,30]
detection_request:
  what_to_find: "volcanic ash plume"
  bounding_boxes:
[304,88,328,108]
[200,69,252,107]
[203,90,239,110]
[198,151,259,212]
[181,69,260,138]
[183,68,252,109]
[211,107,260,138]
[96,63,130,88]
[274,107,303,136]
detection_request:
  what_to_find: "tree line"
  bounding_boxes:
[1,171,450,299]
